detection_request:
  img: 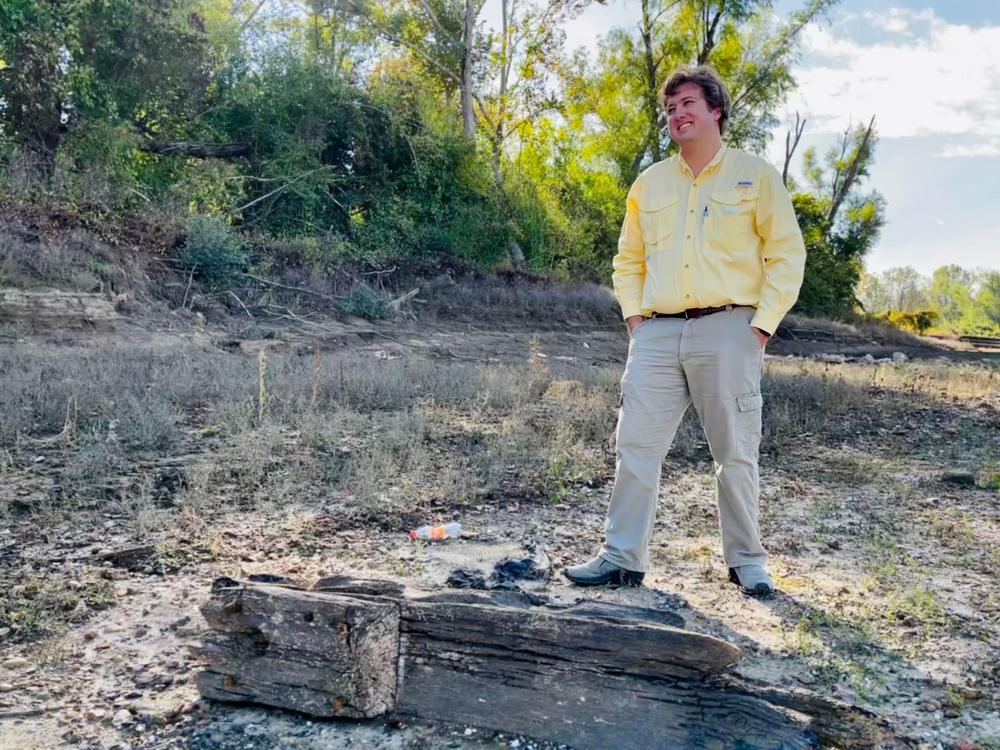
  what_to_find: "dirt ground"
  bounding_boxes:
[2,309,1000,750]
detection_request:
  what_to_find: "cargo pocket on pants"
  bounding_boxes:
[735,393,763,459]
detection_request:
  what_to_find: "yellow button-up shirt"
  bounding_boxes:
[611,145,806,335]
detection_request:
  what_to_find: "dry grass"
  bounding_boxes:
[1,350,996,589]
[2,345,996,535]
[781,312,927,348]
[2,338,1000,748]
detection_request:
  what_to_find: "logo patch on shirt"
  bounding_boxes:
[736,180,754,187]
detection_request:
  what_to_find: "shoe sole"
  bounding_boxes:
[728,567,773,598]
[563,569,645,588]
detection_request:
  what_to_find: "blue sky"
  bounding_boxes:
[504,0,1000,277]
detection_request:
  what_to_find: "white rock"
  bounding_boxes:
[112,708,134,726]
[2,657,28,670]
[892,352,908,362]
[817,353,847,364]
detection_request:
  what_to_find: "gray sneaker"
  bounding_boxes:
[563,556,644,587]
[728,565,774,598]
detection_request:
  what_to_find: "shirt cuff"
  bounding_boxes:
[750,309,782,337]
[620,303,644,320]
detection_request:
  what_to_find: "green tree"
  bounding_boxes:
[880,266,929,312]
[0,0,222,180]
[979,271,1000,329]
[564,0,837,187]
[928,264,976,328]
[787,118,886,317]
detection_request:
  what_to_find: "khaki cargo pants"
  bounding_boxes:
[598,306,767,573]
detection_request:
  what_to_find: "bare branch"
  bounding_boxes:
[228,291,255,319]
[698,0,726,65]
[241,0,269,30]
[415,0,462,49]
[824,115,876,232]
[474,92,497,133]
[233,167,343,214]
[338,0,463,85]
[782,112,806,189]
[241,272,349,301]
[648,0,683,28]
[731,4,828,113]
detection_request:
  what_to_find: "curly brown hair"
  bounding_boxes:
[659,66,731,136]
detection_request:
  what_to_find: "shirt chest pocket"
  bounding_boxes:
[637,194,680,256]
[707,187,758,250]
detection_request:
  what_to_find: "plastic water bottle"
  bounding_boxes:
[409,522,462,541]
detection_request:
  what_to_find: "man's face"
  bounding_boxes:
[666,82,720,144]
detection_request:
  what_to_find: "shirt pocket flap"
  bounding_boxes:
[637,194,680,244]
[737,393,763,412]
[711,185,758,206]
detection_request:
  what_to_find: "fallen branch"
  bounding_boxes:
[140,140,250,159]
[388,287,420,312]
[262,305,413,348]
[182,265,196,310]
[241,273,348,302]
[227,291,254,319]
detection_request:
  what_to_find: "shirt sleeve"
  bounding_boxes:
[751,163,807,335]
[611,180,647,320]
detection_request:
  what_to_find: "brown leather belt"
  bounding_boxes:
[650,305,731,320]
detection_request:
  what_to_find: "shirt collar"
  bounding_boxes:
[679,144,727,179]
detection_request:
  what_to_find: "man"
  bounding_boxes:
[564,65,806,597]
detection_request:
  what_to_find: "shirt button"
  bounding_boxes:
[686,235,691,239]
[685,294,691,298]
[684,264,690,268]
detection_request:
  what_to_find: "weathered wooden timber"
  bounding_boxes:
[194,576,896,750]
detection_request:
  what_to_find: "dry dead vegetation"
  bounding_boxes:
[1,329,999,750]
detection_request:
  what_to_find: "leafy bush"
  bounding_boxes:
[180,215,247,289]
[338,282,393,320]
[878,310,939,334]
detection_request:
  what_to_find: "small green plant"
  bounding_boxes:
[0,571,117,640]
[886,586,950,632]
[979,460,1000,490]
[338,282,393,320]
[782,615,825,657]
[180,214,247,289]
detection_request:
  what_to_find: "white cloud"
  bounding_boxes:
[938,141,1000,158]
[864,8,911,34]
[862,7,935,35]
[781,8,1000,156]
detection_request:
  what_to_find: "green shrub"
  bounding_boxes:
[877,310,939,334]
[180,215,247,289]
[338,282,393,320]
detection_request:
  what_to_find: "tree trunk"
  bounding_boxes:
[194,576,896,750]
[139,140,251,159]
[641,0,662,164]
[460,0,477,140]
[488,147,527,270]
[6,34,66,183]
